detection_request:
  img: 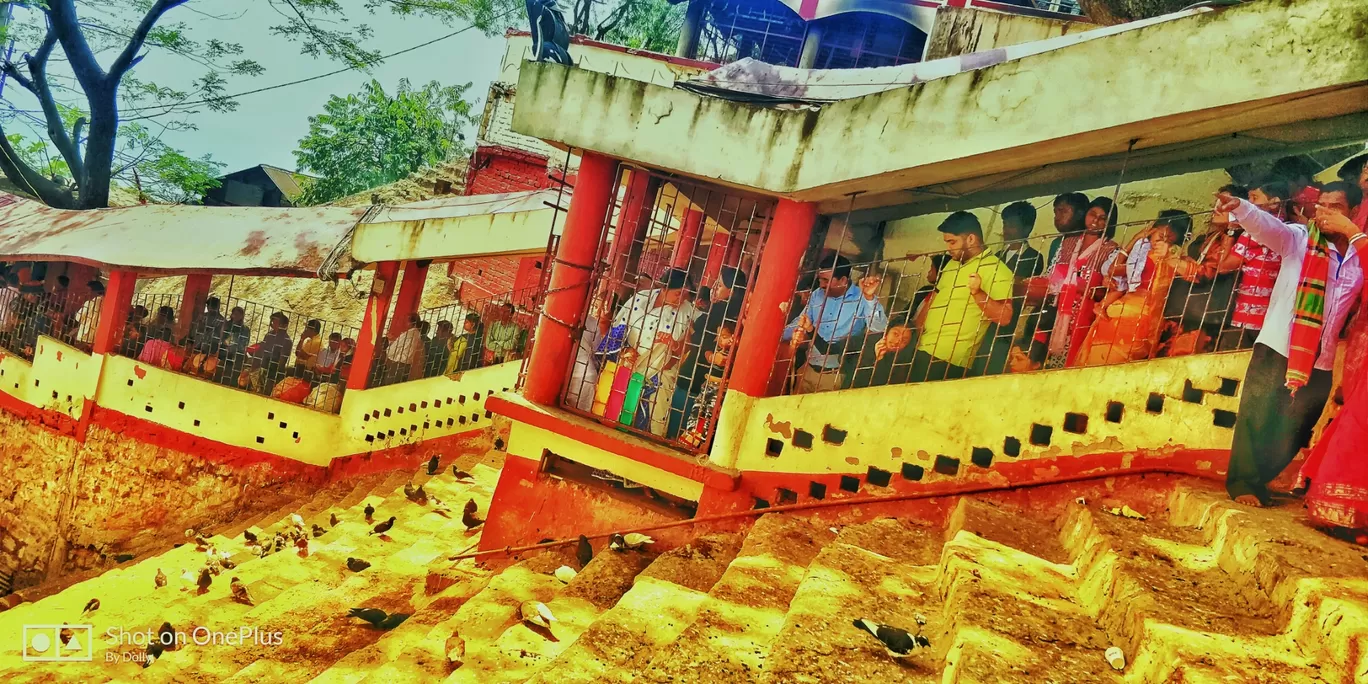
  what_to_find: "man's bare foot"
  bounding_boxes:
[1233,494,1263,507]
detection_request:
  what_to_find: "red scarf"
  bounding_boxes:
[1286,221,1330,396]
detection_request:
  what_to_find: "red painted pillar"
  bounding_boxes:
[724,231,746,268]
[91,270,137,355]
[728,199,817,397]
[700,233,730,287]
[670,209,705,270]
[387,260,429,339]
[607,171,656,298]
[522,151,619,406]
[348,261,400,390]
[176,273,213,341]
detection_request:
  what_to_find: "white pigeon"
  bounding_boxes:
[521,601,557,629]
[554,566,577,584]
[622,533,654,550]
[290,513,306,530]
[179,568,196,591]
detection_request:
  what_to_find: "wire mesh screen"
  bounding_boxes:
[118,291,359,414]
[0,285,102,359]
[369,286,542,388]
[560,166,773,454]
[773,207,1271,395]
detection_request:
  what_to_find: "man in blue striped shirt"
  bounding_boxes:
[783,254,888,394]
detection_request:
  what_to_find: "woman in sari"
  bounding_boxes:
[1029,197,1121,369]
[1297,204,1368,543]
[1078,211,1198,366]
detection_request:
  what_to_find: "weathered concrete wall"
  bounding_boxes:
[924,6,1079,61]
[0,410,321,592]
[513,0,1368,207]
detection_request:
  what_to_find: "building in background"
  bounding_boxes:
[202,164,312,207]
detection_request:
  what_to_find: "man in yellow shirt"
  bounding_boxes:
[904,211,1015,382]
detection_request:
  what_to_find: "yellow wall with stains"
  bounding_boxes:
[0,337,103,421]
[709,351,1252,477]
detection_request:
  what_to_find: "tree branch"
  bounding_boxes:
[44,0,110,92]
[23,28,86,189]
[108,0,193,80]
[0,119,76,208]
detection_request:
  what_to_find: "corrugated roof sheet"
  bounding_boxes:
[258,164,308,201]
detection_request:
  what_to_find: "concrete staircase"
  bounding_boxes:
[2,475,1365,683]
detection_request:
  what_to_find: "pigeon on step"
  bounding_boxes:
[576,535,593,568]
[194,535,211,551]
[81,598,99,617]
[852,619,929,658]
[445,633,465,671]
[296,537,309,557]
[180,568,196,590]
[329,512,340,527]
[312,524,327,538]
[427,454,441,476]
[461,500,483,531]
[243,529,258,546]
[451,466,473,481]
[370,516,396,536]
[196,567,212,595]
[157,622,175,651]
[520,601,558,629]
[364,503,375,523]
[610,533,653,552]
[290,513,306,531]
[403,482,417,500]
[143,640,163,668]
[554,566,577,583]
[346,557,371,573]
[154,568,167,589]
[230,577,254,606]
[273,533,286,553]
[348,607,409,629]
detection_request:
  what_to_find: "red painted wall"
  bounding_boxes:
[464,145,554,196]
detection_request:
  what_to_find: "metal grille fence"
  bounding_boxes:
[120,292,359,414]
[559,166,774,454]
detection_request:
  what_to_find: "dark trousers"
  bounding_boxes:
[1226,343,1333,504]
[908,349,967,383]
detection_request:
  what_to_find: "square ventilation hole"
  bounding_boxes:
[459,395,467,404]
[1217,377,1240,397]
[473,393,481,401]
[383,408,392,417]
[420,401,428,409]
[867,467,892,487]
[1213,410,1237,429]
[410,424,418,433]
[839,475,861,493]
[127,379,134,386]
[433,399,442,407]
[399,428,407,436]
[446,418,454,427]
[1003,436,1021,457]
[278,421,287,429]
[409,403,417,412]
[387,430,394,437]
[809,481,827,500]
[1063,413,1089,434]
[485,410,492,419]
[901,463,925,481]
[765,439,784,457]
[193,419,200,427]
[1146,393,1165,414]
[177,401,185,410]
[458,416,467,425]
[365,435,375,443]
[255,436,265,444]
[423,421,430,430]
[292,431,299,440]
[363,414,370,422]
[933,455,960,476]
[822,425,847,445]
[397,407,404,415]
[267,412,274,420]
[971,447,994,468]
[32,379,38,387]
[1181,380,1205,404]
[753,498,771,510]
[471,413,480,423]
[1105,402,1125,423]
[1029,423,1053,447]
[51,391,57,400]
[792,429,814,449]
[144,405,153,413]
[775,488,798,505]
[372,410,380,419]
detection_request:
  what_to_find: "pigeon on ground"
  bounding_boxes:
[348,607,409,629]
[609,533,652,552]
[221,556,236,570]
[451,466,473,481]
[371,516,396,536]
[243,529,258,545]
[312,524,327,538]
[520,601,558,629]
[427,454,441,476]
[143,640,163,668]
[346,557,371,573]
[180,568,196,590]
[364,503,375,523]
[554,566,577,583]
[852,619,929,658]
[576,535,593,568]
[445,632,465,671]
[194,535,211,551]
[461,500,483,531]
[413,485,427,502]
[290,513,306,530]
[296,536,309,557]
[330,513,340,527]
[81,598,99,617]
[403,482,417,500]
[196,567,212,595]
[154,568,167,589]
[184,528,195,540]
[157,622,175,650]
[273,533,286,553]
[230,577,254,606]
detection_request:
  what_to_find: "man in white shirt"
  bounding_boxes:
[75,280,105,347]
[383,314,423,385]
[1216,181,1364,508]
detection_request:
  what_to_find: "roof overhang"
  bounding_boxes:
[512,0,1368,220]
[350,190,563,263]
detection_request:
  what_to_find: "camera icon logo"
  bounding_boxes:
[22,625,93,662]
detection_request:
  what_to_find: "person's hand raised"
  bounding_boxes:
[1314,206,1362,238]
[1214,192,1242,215]
[966,273,983,296]
[858,274,883,300]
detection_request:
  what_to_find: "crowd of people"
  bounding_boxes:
[117,297,357,413]
[0,269,105,358]
[372,301,531,387]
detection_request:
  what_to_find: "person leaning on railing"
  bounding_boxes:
[783,254,888,394]
[485,302,525,364]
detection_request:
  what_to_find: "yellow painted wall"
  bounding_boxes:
[0,338,103,421]
[709,351,1252,477]
[338,362,522,454]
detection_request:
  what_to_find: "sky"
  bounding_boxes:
[1,1,515,176]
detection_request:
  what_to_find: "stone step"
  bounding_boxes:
[760,518,943,684]
[630,514,837,683]
[518,531,745,684]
